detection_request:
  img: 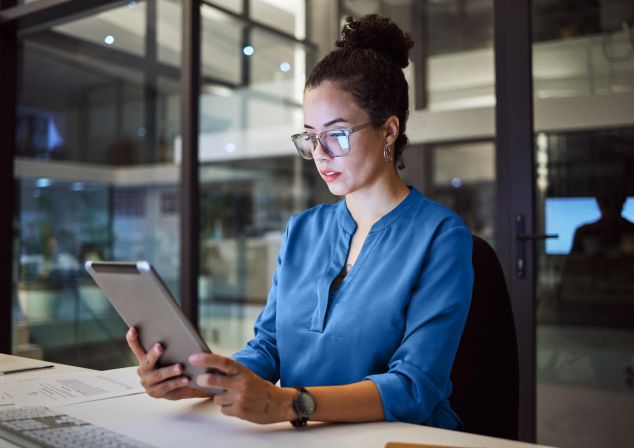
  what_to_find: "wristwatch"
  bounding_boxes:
[290,387,317,427]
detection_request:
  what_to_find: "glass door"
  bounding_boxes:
[532,1,634,447]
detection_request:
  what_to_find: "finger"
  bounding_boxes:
[140,363,184,388]
[189,353,242,376]
[196,372,236,391]
[146,376,190,399]
[143,343,164,370]
[125,327,147,363]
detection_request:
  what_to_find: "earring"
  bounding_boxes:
[383,145,393,163]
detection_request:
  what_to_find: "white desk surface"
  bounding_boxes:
[1,354,554,448]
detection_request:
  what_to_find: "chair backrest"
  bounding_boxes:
[450,235,519,440]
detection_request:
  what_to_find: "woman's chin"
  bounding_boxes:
[325,182,349,197]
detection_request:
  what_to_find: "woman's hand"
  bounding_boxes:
[189,353,295,424]
[126,327,214,401]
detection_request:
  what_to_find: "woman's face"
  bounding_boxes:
[302,81,389,197]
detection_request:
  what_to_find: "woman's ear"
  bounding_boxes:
[384,116,400,148]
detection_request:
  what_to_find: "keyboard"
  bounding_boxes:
[0,406,155,448]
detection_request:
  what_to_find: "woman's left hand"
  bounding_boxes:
[189,353,295,424]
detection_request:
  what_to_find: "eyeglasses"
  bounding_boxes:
[291,120,384,160]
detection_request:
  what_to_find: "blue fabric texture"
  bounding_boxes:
[231,187,474,429]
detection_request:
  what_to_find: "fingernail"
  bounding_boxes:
[189,354,202,363]
[173,364,181,373]
[181,378,189,385]
[154,344,162,353]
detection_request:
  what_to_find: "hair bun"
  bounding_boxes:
[336,15,414,69]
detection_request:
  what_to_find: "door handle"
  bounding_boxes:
[514,215,559,278]
[516,233,559,241]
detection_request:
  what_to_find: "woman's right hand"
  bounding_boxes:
[126,327,214,401]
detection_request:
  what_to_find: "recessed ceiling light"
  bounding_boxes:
[280,62,291,72]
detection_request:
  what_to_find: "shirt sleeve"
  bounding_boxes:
[230,219,291,384]
[364,225,474,424]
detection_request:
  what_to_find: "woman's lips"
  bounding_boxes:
[319,168,342,183]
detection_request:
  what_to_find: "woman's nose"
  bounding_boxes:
[312,138,332,161]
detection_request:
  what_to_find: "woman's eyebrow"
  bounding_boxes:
[304,118,349,129]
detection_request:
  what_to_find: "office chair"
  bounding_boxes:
[450,235,519,440]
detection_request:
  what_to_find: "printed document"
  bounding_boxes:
[0,367,144,407]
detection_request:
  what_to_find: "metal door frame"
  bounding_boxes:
[494,0,536,442]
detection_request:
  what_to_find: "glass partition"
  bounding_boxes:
[429,141,496,246]
[533,0,634,99]
[250,0,305,39]
[340,0,495,112]
[13,0,182,369]
[196,1,322,352]
[201,5,243,85]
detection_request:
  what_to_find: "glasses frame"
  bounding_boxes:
[291,120,385,160]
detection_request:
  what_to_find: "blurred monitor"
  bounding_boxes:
[545,196,634,254]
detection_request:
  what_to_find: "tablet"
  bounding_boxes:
[85,260,224,395]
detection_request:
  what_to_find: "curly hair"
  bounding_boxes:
[305,15,414,169]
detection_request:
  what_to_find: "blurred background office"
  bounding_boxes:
[1,1,633,447]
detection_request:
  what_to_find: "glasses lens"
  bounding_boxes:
[323,130,350,157]
[292,134,315,159]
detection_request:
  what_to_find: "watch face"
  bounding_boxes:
[296,391,316,416]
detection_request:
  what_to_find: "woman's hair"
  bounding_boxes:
[305,15,414,169]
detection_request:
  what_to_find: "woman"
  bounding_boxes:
[126,14,473,430]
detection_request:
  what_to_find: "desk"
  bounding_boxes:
[0,354,553,448]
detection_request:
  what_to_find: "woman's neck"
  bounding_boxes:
[345,175,410,229]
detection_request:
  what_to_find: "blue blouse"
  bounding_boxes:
[232,187,474,429]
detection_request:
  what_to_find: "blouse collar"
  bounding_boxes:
[337,186,419,234]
